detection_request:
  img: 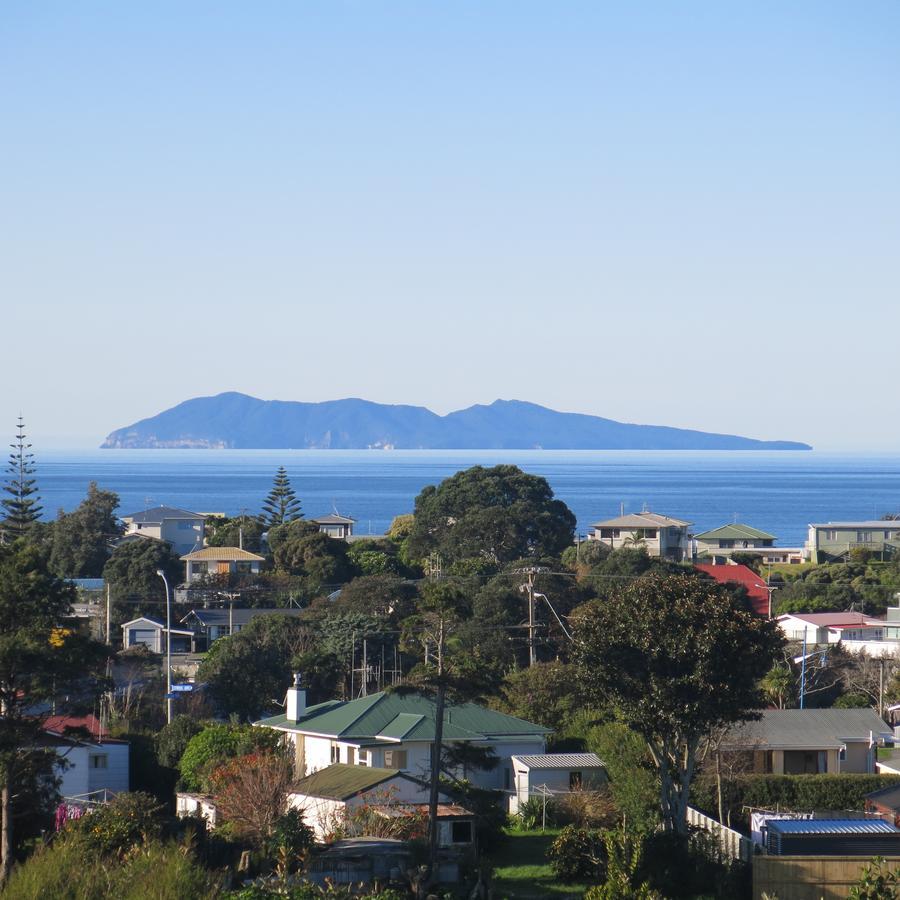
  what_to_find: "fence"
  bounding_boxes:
[753,855,900,900]
[686,806,753,863]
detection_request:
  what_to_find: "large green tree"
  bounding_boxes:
[205,514,265,553]
[1,418,42,540]
[48,482,121,577]
[0,542,108,881]
[407,465,576,570]
[260,467,302,528]
[573,571,782,835]
[102,539,182,618]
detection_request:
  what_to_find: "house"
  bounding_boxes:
[121,616,196,653]
[181,607,305,649]
[41,714,129,800]
[694,523,776,563]
[865,783,900,826]
[255,676,549,792]
[587,512,692,561]
[313,514,356,540]
[509,753,607,815]
[120,505,206,556]
[720,708,892,775]
[695,564,773,616]
[776,612,886,648]
[181,547,265,583]
[285,763,437,839]
[176,792,220,826]
[807,521,900,563]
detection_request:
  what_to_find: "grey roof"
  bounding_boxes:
[122,505,205,524]
[809,521,899,529]
[768,819,899,835]
[865,783,900,807]
[512,753,606,770]
[120,616,195,635]
[183,607,305,628]
[723,708,891,750]
[313,514,357,525]
[591,512,692,529]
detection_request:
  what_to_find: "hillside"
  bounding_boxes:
[100,393,811,450]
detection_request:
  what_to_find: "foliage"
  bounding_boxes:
[583,828,665,900]
[179,723,281,793]
[834,691,872,708]
[406,464,576,570]
[260,467,302,528]
[772,561,900,617]
[210,750,294,848]
[346,539,403,576]
[48,482,121,577]
[272,531,351,590]
[1,418,42,539]
[229,885,406,899]
[573,572,783,834]
[65,791,162,856]
[849,857,900,899]
[266,808,315,860]
[329,574,417,622]
[156,714,206,768]
[0,835,225,899]
[206,515,266,553]
[546,824,606,882]
[0,541,108,880]
[494,661,582,733]
[197,614,320,720]
[102,538,182,612]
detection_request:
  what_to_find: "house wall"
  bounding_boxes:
[843,741,875,774]
[160,519,205,556]
[176,793,219,826]
[511,765,608,813]
[57,742,129,798]
[808,526,900,563]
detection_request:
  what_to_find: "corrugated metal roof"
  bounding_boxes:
[723,708,890,750]
[183,608,304,627]
[694,523,776,541]
[290,764,418,801]
[512,753,606,770]
[591,512,692,529]
[769,819,899,835]
[122,506,205,523]
[181,547,265,561]
[810,521,899,529]
[313,514,357,524]
[256,691,550,741]
[778,612,882,627]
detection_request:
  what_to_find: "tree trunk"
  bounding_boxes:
[427,682,446,887]
[1,779,11,885]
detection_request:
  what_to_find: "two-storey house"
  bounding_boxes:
[120,505,206,556]
[807,521,900,563]
[693,523,776,563]
[588,512,692,561]
[255,677,549,794]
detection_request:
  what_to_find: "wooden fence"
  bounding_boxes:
[686,805,753,863]
[753,855,900,900]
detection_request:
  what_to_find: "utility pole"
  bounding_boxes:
[516,566,549,666]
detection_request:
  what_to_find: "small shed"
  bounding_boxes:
[766,818,900,856]
[176,792,219,826]
[510,752,607,814]
[120,616,195,653]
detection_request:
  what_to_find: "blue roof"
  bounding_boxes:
[67,578,105,590]
[769,819,899,835]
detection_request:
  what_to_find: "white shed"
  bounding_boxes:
[510,752,608,814]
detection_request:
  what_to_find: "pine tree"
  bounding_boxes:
[260,466,302,527]
[2,418,42,539]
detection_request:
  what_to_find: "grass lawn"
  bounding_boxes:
[488,827,591,899]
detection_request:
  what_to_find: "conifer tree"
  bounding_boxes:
[2,418,42,539]
[259,466,302,528]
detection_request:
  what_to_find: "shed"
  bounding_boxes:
[510,752,607,814]
[120,616,195,654]
[766,818,900,856]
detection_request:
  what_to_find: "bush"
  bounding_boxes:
[179,723,280,792]
[66,791,162,856]
[516,796,562,830]
[547,824,607,882]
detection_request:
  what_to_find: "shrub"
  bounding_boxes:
[66,791,162,856]
[547,824,607,882]
[516,796,561,830]
[179,723,280,792]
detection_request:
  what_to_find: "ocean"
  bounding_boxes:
[28,449,900,547]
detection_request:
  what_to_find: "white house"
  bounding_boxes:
[587,512,692,562]
[42,714,129,800]
[312,514,356,540]
[776,612,888,653]
[120,505,206,556]
[176,793,220,826]
[509,753,608,815]
[121,616,196,653]
[181,547,266,583]
[255,676,549,794]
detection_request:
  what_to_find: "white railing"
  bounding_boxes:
[686,806,753,863]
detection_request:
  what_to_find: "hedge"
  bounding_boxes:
[692,773,900,829]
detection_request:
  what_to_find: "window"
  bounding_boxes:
[90,754,108,769]
[839,746,846,762]
[235,562,252,574]
[192,561,208,575]
[330,742,340,764]
[357,751,368,767]
[643,529,657,539]
[720,540,735,548]
[857,531,873,543]
[383,750,407,769]
[569,771,582,790]
[825,530,837,541]
[347,747,356,765]
[451,821,473,844]
[177,521,195,530]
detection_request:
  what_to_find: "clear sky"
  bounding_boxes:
[2,2,898,450]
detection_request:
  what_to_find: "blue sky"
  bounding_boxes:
[2,2,898,449]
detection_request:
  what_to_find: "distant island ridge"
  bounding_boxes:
[100,393,811,451]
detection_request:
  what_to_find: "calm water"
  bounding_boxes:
[28,450,900,547]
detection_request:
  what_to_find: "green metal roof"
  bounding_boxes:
[693,523,776,541]
[256,690,550,742]
[291,764,418,801]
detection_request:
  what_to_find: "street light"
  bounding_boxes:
[156,569,172,724]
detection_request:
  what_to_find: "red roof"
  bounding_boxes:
[42,714,125,744]
[777,612,882,628]
[694,564,770,615]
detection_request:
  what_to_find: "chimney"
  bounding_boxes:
[286,672,306,722]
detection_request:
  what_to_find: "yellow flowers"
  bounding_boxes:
[49,627,72,647]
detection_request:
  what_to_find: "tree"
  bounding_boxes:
[205,514,265,553]
[102,539,182,615]
[406,465,576,570]
[495,661,582,733]
[573,572,782,835]
[178,723,280,793]
[272,530,351,591]
[48,482,121,577]
[0,542,108,882]
[260,467,302,528]
[1,418,42,539]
